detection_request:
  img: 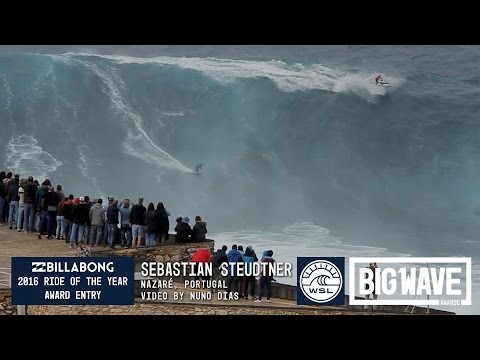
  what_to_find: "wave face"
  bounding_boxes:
[1,46,480,259]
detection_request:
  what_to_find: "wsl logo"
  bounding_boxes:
[32,262,47,272]
[297,257,345,305]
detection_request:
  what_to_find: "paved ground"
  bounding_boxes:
[0,225,79,269]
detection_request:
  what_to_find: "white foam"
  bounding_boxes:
[212,222,409,259]
[54,52,404,99]
[161,111,185,117]
[211,222,409,289]
[5,135,62,181]
[47,54,194,173]
[77,145,106,199]
[0,73,13,110]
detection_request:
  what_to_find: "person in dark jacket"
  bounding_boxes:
[143,203,157,247]
[255,250,275,302]
[55,184,65,202]
[22,177,38,232]
[2,171,12,222]
[191,215,207,242]
[70,196,90,247]
[6,176,20,229]
[226,244,244,294]
[62,194,75,242]
[35,179,51,237]
[84,195,92,244]
[212,245,228,292]
[106,199,120,249]
[44,186,59,239]
[0,179,5,226]
[175,216,192,243]
[155,202,170,244]
[243,245,258,299]
[130,198,146,248]
[35,179,50,209]
[56,197,66,240]
[102,196,114,245]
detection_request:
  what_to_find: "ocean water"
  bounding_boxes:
[1,45,479,314]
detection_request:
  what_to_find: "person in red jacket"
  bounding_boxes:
[191,247,212,281]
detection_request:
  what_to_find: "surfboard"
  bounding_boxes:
[376,80,391,87]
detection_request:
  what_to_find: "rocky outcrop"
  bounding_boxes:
[0,290,16,315]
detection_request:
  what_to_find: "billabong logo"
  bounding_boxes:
[297,257,345,305]
[31,262,46,272]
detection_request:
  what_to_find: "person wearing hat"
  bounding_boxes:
[174,216,192,243]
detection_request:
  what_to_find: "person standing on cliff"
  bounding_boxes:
[155,202,170,245]
[6,175,20,229]
[175,216,192,243]
[143,202,158,247]
[102,197,114,246]
[44,185,59,240]
[70,196,90,247]
[35,179,50,238]
[106,199,120,249]
[130,198,146,248]
[62,194,75,243]
[243,245,258,300]
[118,198,133,248]
[226,244,244,295]
[191,215,207,242]
[22,176,38,233]
[212,245,228,292]
[255,250,275,303]
[0,177,5,226]
[16,180,26,232]
[89,198,105,247]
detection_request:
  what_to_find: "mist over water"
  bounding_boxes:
[1,45,479,313]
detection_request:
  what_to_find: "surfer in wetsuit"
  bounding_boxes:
[195,164,203,173]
